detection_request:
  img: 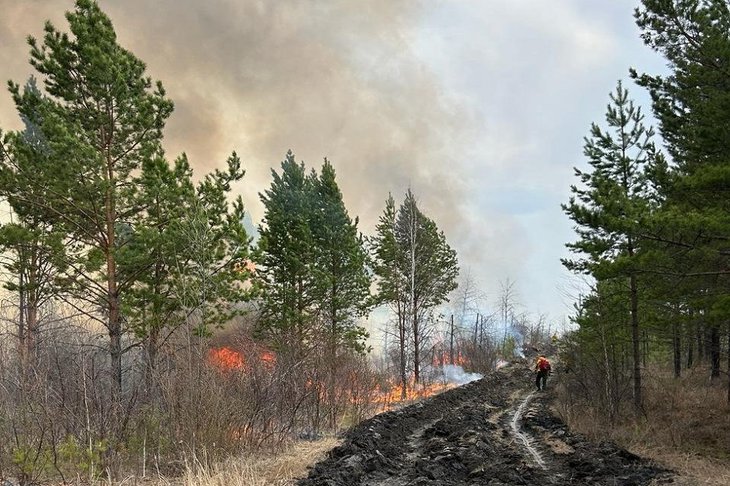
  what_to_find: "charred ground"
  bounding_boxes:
[298,365,672,485]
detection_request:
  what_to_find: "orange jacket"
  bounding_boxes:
[535,357,551,372]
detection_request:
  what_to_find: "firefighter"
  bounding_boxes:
[534,355,551,391]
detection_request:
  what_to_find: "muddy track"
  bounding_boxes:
[298,366,672,485]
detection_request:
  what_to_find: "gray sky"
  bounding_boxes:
[0,1,667,330]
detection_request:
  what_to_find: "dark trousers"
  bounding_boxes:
[536,370,548,390]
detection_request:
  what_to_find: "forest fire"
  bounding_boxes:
[207,343,465,411]
[260,350,276,365]
[431,349,468,368]
[207,345,276,372]
[371,380,457,411]
[208,346,244,371]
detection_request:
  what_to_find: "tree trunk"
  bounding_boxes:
[144,327,159,400]
[474,313,479,346]
[26,292,38,366]
[697,322,704,363]
[686,321,694,369]
[449,314,454,365]
[24,251,39,366]
[672,319,681,378]
[727,322,730,404]
[709,324,720,379]
[392,269,408,400]
[600,319,614,421]
[629,274,642,415]
[398,300,407,400]
[107,250,122,401]
[109,292,122,398]
[328,281,338,430]
[106,159,122,402]
[410,215,419,385]
[479,315,484,346]
[412,307,420,384]
[18,264,26,365]
[726,322,730,404]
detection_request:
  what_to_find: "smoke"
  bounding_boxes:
[440,364,482,385]
[0,0,493,262]
[102,0,478,230]
[0,0,584,323]
[498,323,526,358]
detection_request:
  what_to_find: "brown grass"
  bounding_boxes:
[556,365,730,485]
[178,437,340,486]
[49,437,339,486]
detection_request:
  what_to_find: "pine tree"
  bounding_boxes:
[256,151,316,353]
[370,193,409,397]
[562,81,661,414]
[6,0,173,399]
[396,190,459,384]
[633,0,730,388]
[310,159,370,354]
[0,85,67,367]
[175,153,252,335]
[121,153,251,394]
[372,190,459,387]
[257,152,370,357]
[120,154,195,392]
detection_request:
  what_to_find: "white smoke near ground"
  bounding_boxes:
[495,359,509,370]
[497,322,526,358]
[440,364,482,385]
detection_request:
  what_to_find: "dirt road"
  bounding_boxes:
[298,365,671,485]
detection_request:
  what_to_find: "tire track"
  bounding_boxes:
[510,391,546,470]
[299,367,670,485]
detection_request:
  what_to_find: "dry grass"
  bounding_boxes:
[557,365,730,485]
[637,447,730,486]
[178,437,340,486]
[45,437,339,486]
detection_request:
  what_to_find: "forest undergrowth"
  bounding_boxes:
[555,365,730,485]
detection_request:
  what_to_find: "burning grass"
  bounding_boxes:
[208,346,245,370]
[206,344,477,416]
[208,345,275,372]
[370,380,457,411]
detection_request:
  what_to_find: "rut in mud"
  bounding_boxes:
[298,366,672,485]
[510,391,545,470]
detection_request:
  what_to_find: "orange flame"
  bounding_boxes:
[364,379,456,412]
[208,345,277,372]
[260,350,276,365]
[208,346,244,371]
[432,349,468,368]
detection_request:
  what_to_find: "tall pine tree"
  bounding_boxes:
[256,152,370,356]
[257,151,316,352]
[370,193,409,397]
[372,190,459,388]
[562,81,661,414]
[0,82,67,367]
[310,159,371,354]
[633,0,730,388]
[5,0,173,399]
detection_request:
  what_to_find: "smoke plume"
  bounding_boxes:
[440,364,483,385]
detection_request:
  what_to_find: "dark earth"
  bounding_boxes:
[298,365,673,485]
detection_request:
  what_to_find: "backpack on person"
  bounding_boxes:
[537,357,551,372]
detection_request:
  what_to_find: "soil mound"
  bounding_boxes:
[298,366,672,485]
